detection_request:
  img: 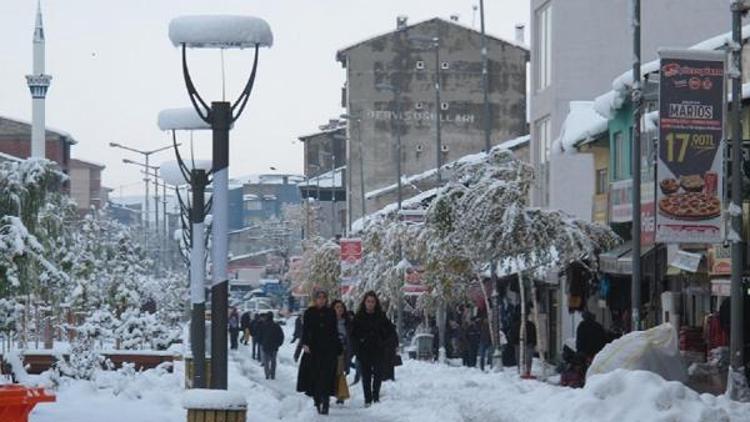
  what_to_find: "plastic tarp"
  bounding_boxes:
[586,323,687,383]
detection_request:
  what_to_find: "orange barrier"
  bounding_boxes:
[0,385,56,422]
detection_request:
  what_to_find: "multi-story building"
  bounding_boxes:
[298,121,348,239]
[337,17,529,223]
[228,174,305,230]
[0,116,75,173]
[69,158,107,215]
[529,0,731,209]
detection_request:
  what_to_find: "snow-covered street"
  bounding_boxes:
[28,322,750,422]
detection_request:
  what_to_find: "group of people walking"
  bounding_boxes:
[295,290,399,415]
[229,308,285,380]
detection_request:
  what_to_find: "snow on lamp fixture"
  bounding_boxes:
[159,159,212,187]
[168,15,273,49]
[158,108,211,131]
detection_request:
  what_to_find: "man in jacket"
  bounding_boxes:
[576,311,607,363]
[262,312,284,380]
[250,314,263,361]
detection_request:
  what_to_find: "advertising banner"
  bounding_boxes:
[656,50,725,243]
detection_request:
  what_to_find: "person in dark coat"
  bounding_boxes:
[478,316,492,371]
[508,314,536,376]
[464,319,481,367]
[262,312,284,380]
[296,290,341,415]
[576,311,607,363]
[228,307,241,350]
[351,291,397,407]
[240,311,252,345]
[250,314,263,361]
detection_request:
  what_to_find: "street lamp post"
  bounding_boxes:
[376,82,404,340]
[124,158,163,268]
[158,107,213,389]
[169,15,273,390]
[479,0,491,153]
[110,142,174,250]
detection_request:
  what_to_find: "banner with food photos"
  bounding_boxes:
[656,49,725,243]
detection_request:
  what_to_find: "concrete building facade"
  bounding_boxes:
[337,17,529,223]
[529,0,732,208]
[69,158,106,214]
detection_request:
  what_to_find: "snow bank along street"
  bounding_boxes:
[27,323,750,422]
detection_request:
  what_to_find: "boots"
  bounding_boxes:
[320,398,330,415]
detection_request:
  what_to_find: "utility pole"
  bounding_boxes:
[434,37,443,184]
[728,0,747,400]
[479,0,491,153]
[631,0,642,332]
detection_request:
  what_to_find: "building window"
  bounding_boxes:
[441,62,450,70]
[535,116,551,164]
[416,60,425,70]
[535,2,552,91]
[244,200,262,211]
[613,131,631,180]
[595,168,608,194]
[440,102,449,111]
[415,102,424,110]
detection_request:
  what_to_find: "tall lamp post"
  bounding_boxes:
[158,107,212,388]
[169,15,273,390]
[123,159,163,268]
[375,82,404,340]
[110,142,174,249]
[479,0,491,153]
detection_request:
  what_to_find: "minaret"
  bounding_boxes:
[25,0,52,159]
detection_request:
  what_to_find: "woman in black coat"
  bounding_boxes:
[351,291,397,407]
[296,290,341,415]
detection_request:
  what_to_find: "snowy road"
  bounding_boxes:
[29,321,750,422]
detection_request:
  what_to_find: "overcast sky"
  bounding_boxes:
[0,0,529,198]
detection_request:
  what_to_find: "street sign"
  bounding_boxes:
[656,50,726,243]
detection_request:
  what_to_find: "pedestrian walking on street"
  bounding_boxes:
[351,291,397,407]
[250,314,262,361]
[296,290,341,415]
[241,310,252,345]
[464,318,481,368]
[262,311,284,380]
[332,300,352,405]
[478,316,492,371]
[228,307,241,350]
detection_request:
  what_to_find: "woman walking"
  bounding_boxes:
[351,291,397,407]
[296,290,341,415]
[331,300,352,405]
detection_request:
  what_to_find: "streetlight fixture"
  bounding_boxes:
[168,15,273,390]
[158,106,212,389]
[109,142,175,249]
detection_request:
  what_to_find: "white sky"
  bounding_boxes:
[0,0,529,198]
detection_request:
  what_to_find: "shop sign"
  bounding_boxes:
[656,50,725,243]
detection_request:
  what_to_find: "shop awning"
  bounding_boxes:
[599,242,655,275]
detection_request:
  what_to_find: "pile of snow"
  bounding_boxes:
[157,108,210,131]
[588,323,687,383]
[553,101,608,154]
[182,389,246,410]
[169,15,273,49]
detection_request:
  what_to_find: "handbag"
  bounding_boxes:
[336,373,350,400]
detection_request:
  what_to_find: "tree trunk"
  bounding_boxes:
[530,280,546,379]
